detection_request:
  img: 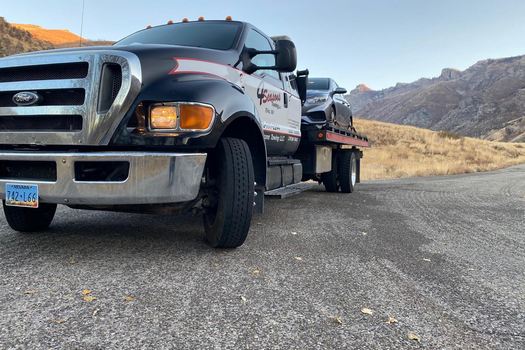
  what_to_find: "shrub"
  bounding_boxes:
[437,130,463,140]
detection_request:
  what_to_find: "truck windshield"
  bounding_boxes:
[308,78,330,91]
[115,22,242,50]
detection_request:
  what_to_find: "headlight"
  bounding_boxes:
[150,106,178,129]
[149,103,214,132]
[306,96,328,105]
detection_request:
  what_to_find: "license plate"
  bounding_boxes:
[5,183,39,208]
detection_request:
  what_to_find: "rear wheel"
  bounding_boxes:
[339,150,358,193]
[2,201,57,232]
[203,138,255,248]
[322,152,339,192]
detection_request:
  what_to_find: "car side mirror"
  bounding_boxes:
[333,87,348,95]
[243,39,297,74]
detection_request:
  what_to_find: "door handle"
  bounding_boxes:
[284,93,289,108]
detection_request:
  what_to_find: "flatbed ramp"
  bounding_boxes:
[265,182,318,199]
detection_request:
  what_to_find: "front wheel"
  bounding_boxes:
[203,138,255,248]
[2,201,57,232]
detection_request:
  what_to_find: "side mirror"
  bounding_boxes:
[243,39,297,74]
[294,69,309,105]
[333,87,348,95]
[274,39,297,73]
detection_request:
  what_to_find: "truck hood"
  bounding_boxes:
[12,44,240,85]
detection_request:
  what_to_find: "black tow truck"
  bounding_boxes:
[0,18,369,248]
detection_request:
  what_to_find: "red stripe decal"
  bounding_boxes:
[264,129,301,138]
[169,70,227,81]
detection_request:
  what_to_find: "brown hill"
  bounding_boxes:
[356,118,525,180]
[13,23,84,46]
[13,23,113,47]
[0,18,113,58]
[348,56,525,142]
[0,17,53,57]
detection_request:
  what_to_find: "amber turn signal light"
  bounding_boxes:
[150,106,178,129]
[179,104,214,130]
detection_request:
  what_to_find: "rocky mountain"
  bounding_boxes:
[348,56,525,142]
[0,17,53,57]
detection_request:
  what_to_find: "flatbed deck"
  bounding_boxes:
[302,124,370,148]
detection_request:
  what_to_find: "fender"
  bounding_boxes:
[111,73,265,150]
[110,72,268,196]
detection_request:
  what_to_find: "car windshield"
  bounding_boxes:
[115,22,242,50]
[308,78,330,91]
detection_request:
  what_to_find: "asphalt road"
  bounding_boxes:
[0,165,524,349]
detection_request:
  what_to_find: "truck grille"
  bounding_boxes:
[0,115,83,131]
[0,51,142,145]
[0,89,85,107]
[0,62,89,83]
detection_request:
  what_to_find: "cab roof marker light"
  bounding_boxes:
[146,25,152,29]
[182,17,189,23]
[198,16,205,21]
[225,16,233,21]
[167,20,174,25]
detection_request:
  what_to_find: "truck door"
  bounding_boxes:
[243,29,301,156]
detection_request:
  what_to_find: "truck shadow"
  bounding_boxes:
[0,207,220,257]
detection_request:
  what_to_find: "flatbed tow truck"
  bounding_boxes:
[0,18,368,248]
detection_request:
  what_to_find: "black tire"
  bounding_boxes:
[339,150,358,193]
[2,201,57,232]
[322,152,339,192]
[203,138,254,248]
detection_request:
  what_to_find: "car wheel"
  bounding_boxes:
[329,107,336,124]
[2,201,57,232]
[203,137,255,248]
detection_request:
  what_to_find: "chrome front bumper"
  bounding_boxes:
[0,152,207,205]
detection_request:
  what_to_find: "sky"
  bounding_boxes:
[2,0,525,90]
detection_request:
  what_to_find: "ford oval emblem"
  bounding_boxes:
[12,91,41,106]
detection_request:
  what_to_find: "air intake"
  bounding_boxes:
[97,63,122,113]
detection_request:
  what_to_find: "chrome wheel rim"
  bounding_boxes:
[351,156,357,186]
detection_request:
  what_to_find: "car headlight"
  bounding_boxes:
[306,96,328,105]
[149,103,214,132]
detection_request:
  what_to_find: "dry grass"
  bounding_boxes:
[355,118,525,181]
